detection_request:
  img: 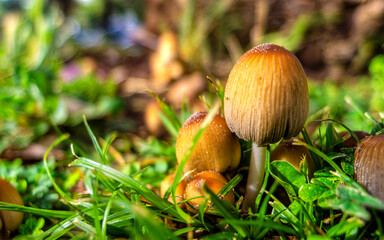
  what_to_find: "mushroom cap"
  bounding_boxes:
[144,100,166,137]
[271,139,315,178]
[160,173,186,207]
[0,178,24,232]
[338,131,370,149]
[184,170,234,211]
[224,43,309,145]
[354,135,384,202]
[176,112,241,174]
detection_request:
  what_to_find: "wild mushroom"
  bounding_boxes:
[144,100,166,138]
[335,131,370,151]
[354,134,384,202]
[160,172,187,208]
[270,138,315,178]
[224,43,309,208]
[175,112,241,175]
[0,178,24,235]
[183,170,234,211]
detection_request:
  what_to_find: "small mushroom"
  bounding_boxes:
[271,139,315,178]
[183,170,234,211]
[0,178,24,234]
[160,173,186,208]
[149,31,183,90]
[176,112,241,175]
[224,43,309,208]
[144,100,166,138]
[354,135,384,202]
[336,131,370,150]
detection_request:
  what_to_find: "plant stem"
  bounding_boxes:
[244,143,266,210]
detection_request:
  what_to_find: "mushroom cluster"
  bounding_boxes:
[161,111,240,211]
[0,178,24,238]
[224,43,309,209]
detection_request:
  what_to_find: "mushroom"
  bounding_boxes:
[271,139,315,178]
[354,134,384,202]
[160,172,187,208]
[144,100,166,138]
[224,43,309,208]
[175,112,241,175]
[183,170,234,211]
[335,131,370,151]
[0,178,24,235]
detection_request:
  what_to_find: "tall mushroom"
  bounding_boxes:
[224,43,309,209]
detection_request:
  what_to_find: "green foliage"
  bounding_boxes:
[368,55,384,113]
[270,161,307,197]
[178,0,241,67]
[0,0,123,152]
[0,158,67,209]
[1,1,383,238]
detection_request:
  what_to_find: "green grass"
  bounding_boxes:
[1,79,383,239]
[1,0,384,239]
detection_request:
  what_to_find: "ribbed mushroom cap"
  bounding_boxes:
[354,135,384,202]
[176,112,241,174]
[224,43,309,145]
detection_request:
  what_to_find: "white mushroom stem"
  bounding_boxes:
[244,143,266,209]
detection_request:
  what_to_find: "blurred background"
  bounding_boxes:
[0,0,384,159]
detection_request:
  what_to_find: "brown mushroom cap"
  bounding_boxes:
[160,173,186,208]
[184,170,234,211]
[338,131,370,149]
[271,139,315,178]
[224,43,309,145]
[144,100,166,137]
[176,112,241,174]
[354,135,384,202]
[0,178,24,232]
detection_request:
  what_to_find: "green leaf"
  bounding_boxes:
[307,235,333,240]
[317,191,338,209]
[313,168,340,179]
[310,177,334,188]
[336,185,384,210]
[270,161,306,197]
[299,183,327,202]
[269,200,300,230]
[327,217,364,238]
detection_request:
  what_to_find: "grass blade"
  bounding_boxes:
[83,116,108,164]
[0,202,73,218]
[70,157,194,224]
[43,134,74,205]
[204,184,249,237]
